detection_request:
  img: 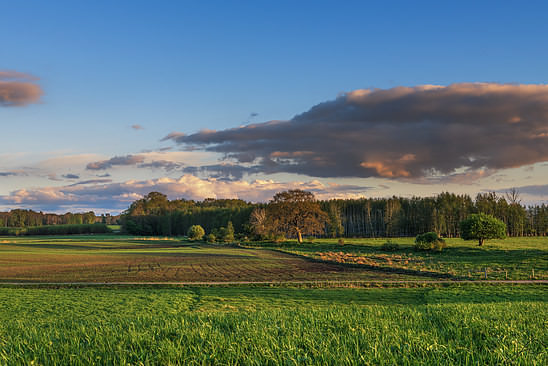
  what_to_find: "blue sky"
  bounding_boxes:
[1,1,548,213]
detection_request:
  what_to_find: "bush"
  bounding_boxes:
[338,238,345,245]
[206,233,216,243]
[415,232,446,252]
[380,240,399,251]
[187,225,205,241]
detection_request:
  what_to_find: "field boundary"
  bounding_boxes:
[0,279,546,287]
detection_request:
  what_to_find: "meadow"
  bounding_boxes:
[249,236,548,280]
[0,284,545,365]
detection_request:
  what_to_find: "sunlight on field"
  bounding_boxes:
[0,285,545,365]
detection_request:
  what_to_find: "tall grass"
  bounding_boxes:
[0,285,545,365]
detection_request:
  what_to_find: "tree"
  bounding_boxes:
[460,213,506,246]
[266,190,327,244]
[249,207,268,238]
[187,225,205,240]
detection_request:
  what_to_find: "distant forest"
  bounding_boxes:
[121,191,548,238]
[0,210,119,228]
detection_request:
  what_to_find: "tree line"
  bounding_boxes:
[121,191,548,238]
[0,209,119,228]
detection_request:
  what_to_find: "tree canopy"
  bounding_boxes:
[459,213,506,246]
[266,190,327,244]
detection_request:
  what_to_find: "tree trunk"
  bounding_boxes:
[297,229,303,244]
[478,238,484,246]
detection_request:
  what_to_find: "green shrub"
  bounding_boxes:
[380,240,399,251]
[187,225,205,241]
[206,233,216,243]
[415,232,446,251]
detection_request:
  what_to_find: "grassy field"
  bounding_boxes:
[249,236,548,280]
[0,235,546,364]
[0,284,545,365]
[0,235,425,283]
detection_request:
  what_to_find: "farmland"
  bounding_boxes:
[0,235,546,364]
[0,235,424,283]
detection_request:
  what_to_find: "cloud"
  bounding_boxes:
[0,70,43,106]
[131,124,144,130]
[0,171,18,177]
[139,160,183,171]
[86,155,145,170]
[182,163,261,180]
[164,83,548,180]
[496,184,548,197]
[0,175,372,212]
[62,174,80,179]
[69,179,113,186]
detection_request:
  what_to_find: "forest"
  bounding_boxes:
[120,191,548,238]
[0,210,119,227]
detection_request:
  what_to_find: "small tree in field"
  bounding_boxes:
[459,213,506,246]
[266,190,327,244]
[187,225,205,241]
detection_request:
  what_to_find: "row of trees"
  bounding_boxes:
[321,192,548,238]
[0,210,120,227]
[120,191,548,239]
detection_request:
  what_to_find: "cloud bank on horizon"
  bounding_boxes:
[0,71,43,106]
[0,175,371,212]
[164,83,548,181]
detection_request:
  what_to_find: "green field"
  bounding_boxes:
[0,235,546,364]
[249,236,548,280]
[0,284,546,365]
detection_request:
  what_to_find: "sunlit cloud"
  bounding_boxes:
[164,83,548,181]
[0,175,372,212]
[0,70,43,106]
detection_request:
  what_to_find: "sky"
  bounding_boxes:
[1,0,548,213]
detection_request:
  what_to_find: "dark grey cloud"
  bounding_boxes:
[0,71,43,106]
[86,155,145,170]
[139,160,182,171]
[164,83,548,180]
[62,174,80,180]
[69,179,112,186]
[0,172,18,177]
[182,164,260,181]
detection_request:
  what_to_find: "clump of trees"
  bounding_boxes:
[459,213,506,246]
[0,209,116,227]
[119,190,548,239]
[120,192,253,237]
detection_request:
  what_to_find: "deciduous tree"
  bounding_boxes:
[266,190,327,244]
[460,213,506,246]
